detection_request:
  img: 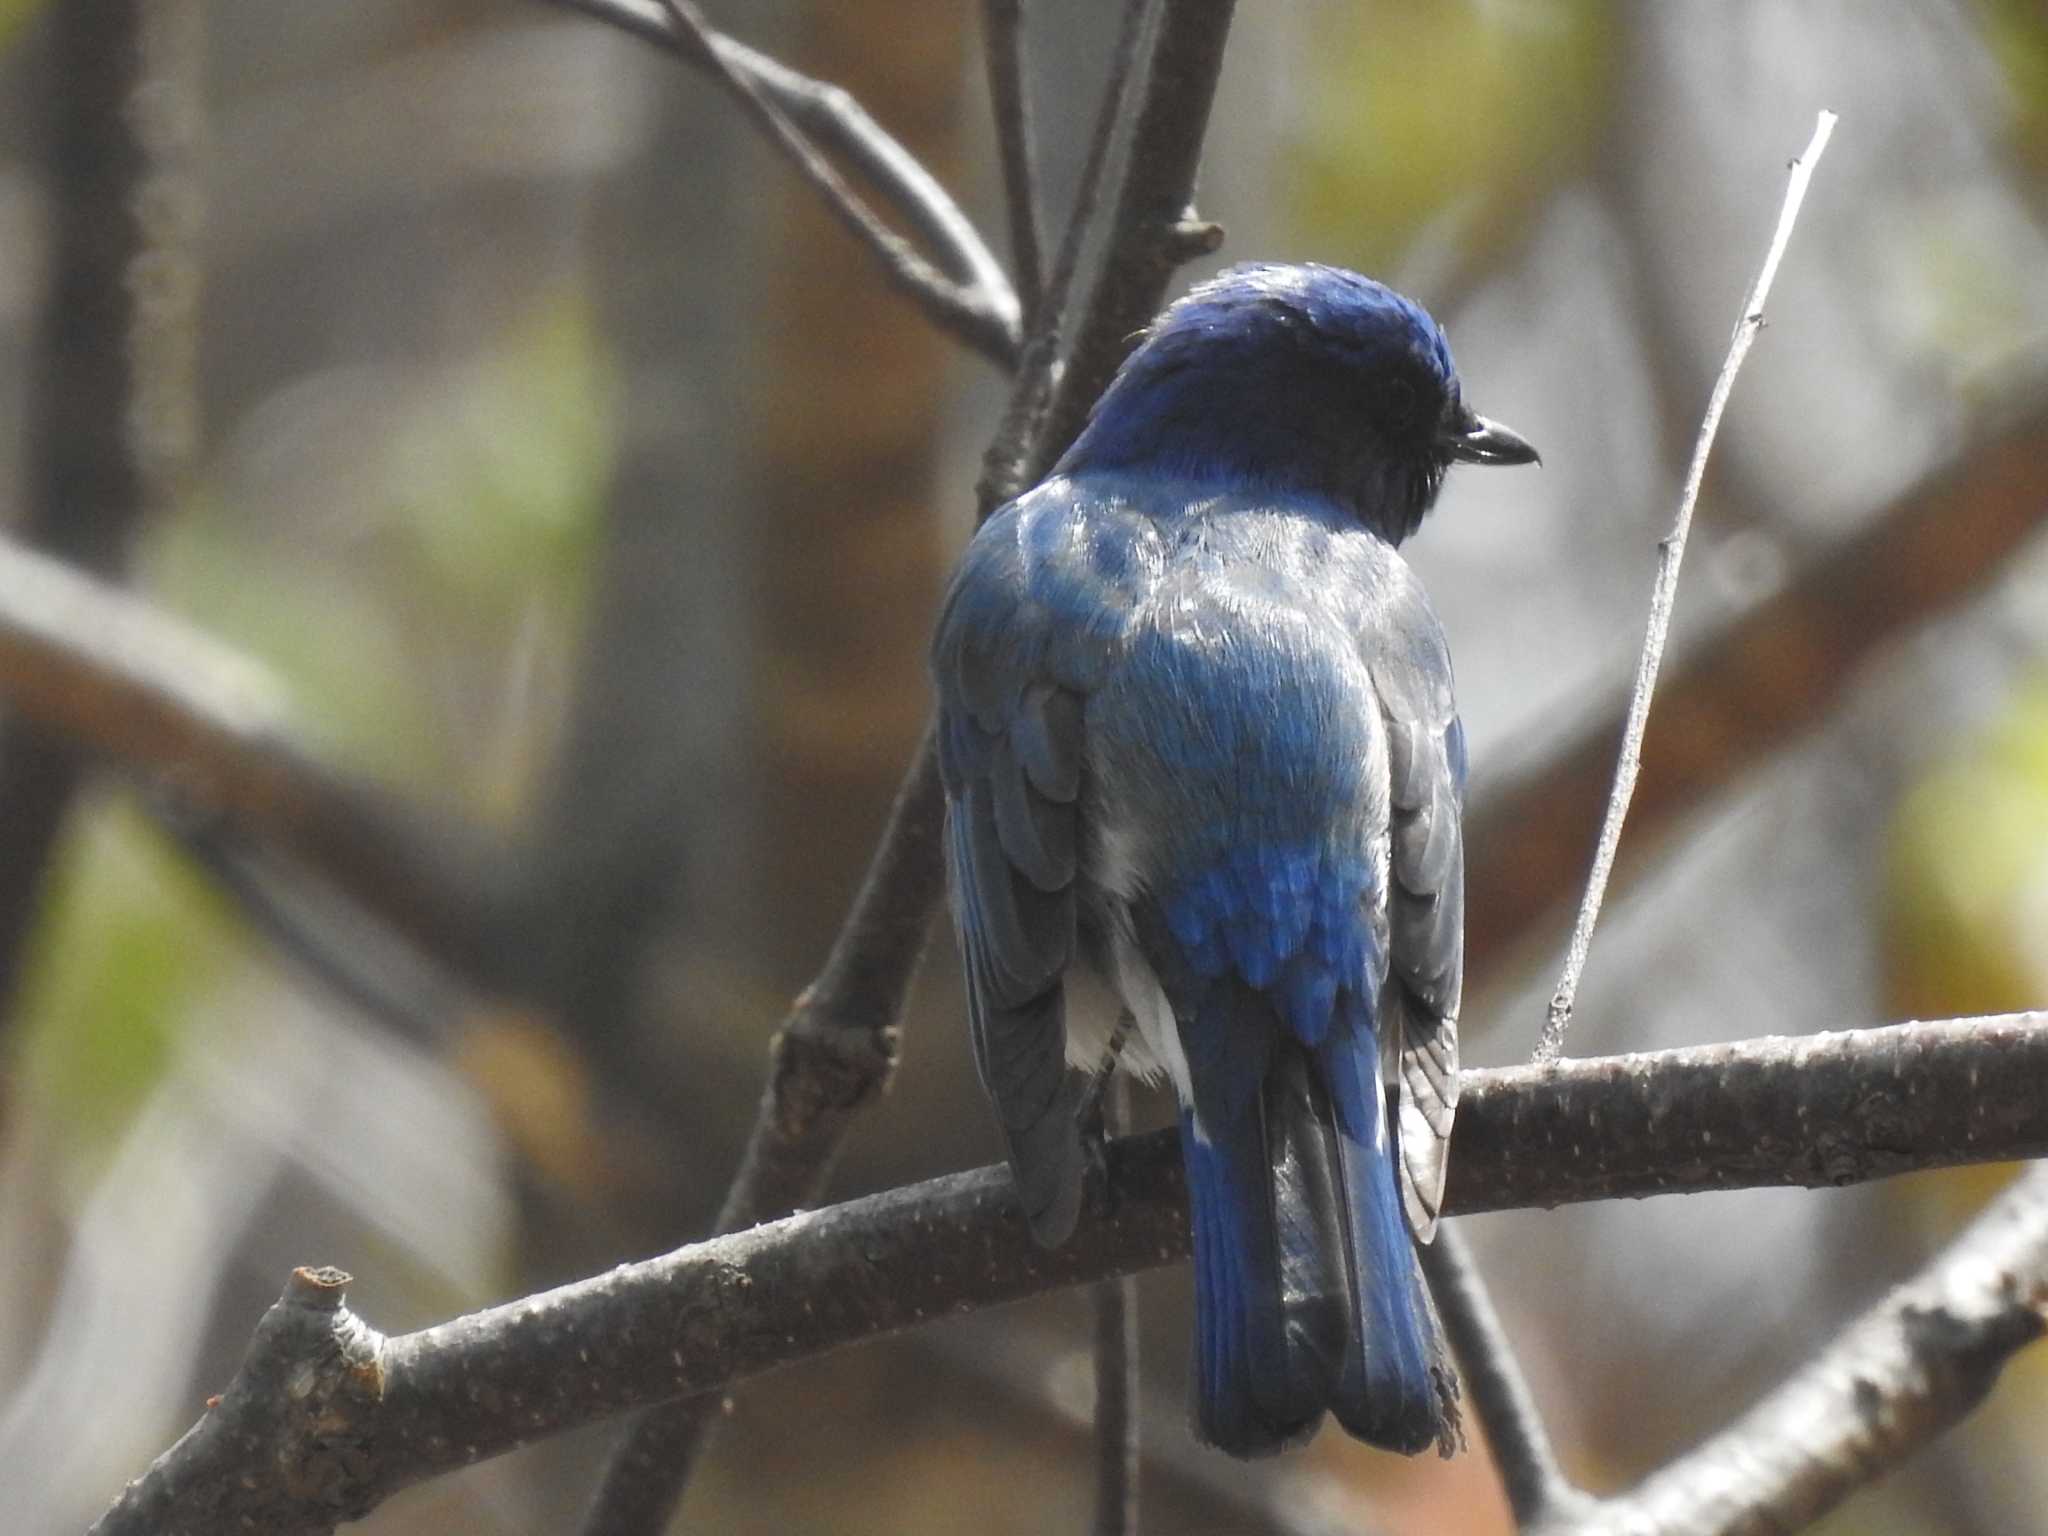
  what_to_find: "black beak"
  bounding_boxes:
[1443,410,1541,467]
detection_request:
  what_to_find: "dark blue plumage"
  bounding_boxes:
[933,262,1537,1457]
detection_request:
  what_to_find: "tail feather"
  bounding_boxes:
[1321,1023,1457,1453]
[1182,1028,1457,1458]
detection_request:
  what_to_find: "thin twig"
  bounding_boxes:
[1539,109,1838,1061]
[1030,0,1232,478]
[982,0,1044,325]
[1091,1075,1139,1536]
[550,0,1020,364]
[91,1013,2048,1536]
[978,0,1156,513]
[579,742,946,1535]
[1420,1224,1593,1529]
[580,9,1236,1528]
[1465,353,2048,972]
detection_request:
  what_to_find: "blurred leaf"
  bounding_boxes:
[0,0,43,51]
[1290,0,1615,286]
[14,799,240,1161]
[151,509,451,786]
[1885,679,2048,1020]
[1979,0,2048,181]
[391,288,615,621]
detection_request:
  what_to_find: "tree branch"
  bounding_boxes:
[981,0,1044,324]
[545,0,1021,364]
[579,739,946,1534]
[1422,1224,1594,1528]
[580,6,1236,1526]
[1541,109,1838,1060]
[0,532,522,988]
[1567,1162,2048,1536]
[1029,0,1232,478]
[1465,365,2048,978]
[976,0,1153,514]
[92,1013,2048,1536]
[0,0,194,1012]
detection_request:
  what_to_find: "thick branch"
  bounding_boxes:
[92,1014,2048,1535]
[1569,1162,2048,1536]
[546,0,1020,363]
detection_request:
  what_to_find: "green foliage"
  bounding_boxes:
[16,801,240,1161]
[391,290,616,620]
[1979,0,2048,180]
[1289,0,1615,282]
[1886,680,2048,1017]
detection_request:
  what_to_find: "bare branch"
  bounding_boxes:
[982,0,1044,323]
[92,1013,2048,1536]
[547,0,1020,364]
[0,532,522,986]
[1465,368,2048,976]
[978,0,1155,514]
[579,739,946,1534]
[581,8,1235,1526]
[1421,1224,1594,1528]
[0,0,197,1009]
[1574,1163,2048,1536]
[1030,0,1233,478]
[1540,109,1838,1060]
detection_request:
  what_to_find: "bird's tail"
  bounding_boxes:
[1181,1033,1456,1457]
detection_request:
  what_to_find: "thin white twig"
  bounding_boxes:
[1538,109,1838,1062]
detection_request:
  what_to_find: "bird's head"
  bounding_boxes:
[1057,262,1538,544]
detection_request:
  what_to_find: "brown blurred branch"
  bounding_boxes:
[0,0,196,1013]
[1465,378,2048,978]
[93,1013,2048,1536]
[0,533,521,989]
[546,0,1021,364]
[1540,110,1837,1060]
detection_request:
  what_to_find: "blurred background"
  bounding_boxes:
[2,2,2047,1532]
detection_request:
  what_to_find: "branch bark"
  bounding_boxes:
[92,1013,2048,1536]
[580,5,1236,1527]
[0,0,195,1012]
[1555,1162,2048,1536]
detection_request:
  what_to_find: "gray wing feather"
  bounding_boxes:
[934,521,1097,1247]
[1374,625,1465,1245]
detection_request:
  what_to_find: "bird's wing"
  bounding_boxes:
[1368,577,1466,1243]
[932,502,1096,1246]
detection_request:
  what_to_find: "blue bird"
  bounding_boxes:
[932,262,1537,1457]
